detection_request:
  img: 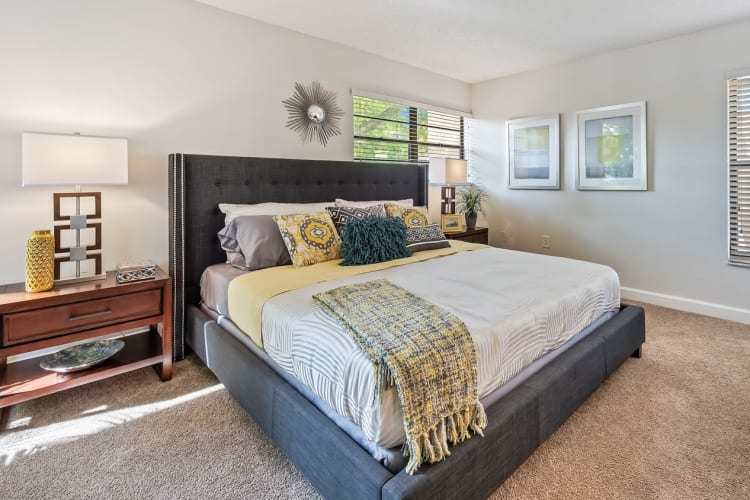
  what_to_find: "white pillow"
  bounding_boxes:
[219,201,334,225]
[334,198,413,208]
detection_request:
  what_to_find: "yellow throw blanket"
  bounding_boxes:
[228,240,482,347]
[313,279,487,474]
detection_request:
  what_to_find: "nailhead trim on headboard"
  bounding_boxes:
[168,153,185,360]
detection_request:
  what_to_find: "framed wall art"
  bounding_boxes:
[507,114,560,189]
[576,101,647,190]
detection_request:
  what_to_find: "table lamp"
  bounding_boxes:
[428,158,467,214]
[22,132,128,283]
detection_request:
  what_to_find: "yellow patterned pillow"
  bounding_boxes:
[384,203,429,228]
[273,212,342,267]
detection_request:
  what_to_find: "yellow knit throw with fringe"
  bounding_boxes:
[313,279,487,474]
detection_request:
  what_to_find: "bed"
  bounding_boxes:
[168,153,645,499]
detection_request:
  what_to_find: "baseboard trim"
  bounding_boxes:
[621,287,750,325]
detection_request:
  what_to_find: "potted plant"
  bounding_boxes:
[455,184,488,230]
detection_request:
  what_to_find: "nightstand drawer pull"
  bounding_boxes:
[69,309,113,321]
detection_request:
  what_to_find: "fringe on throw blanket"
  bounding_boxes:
[313,279,487,474]
[402,401,487,474]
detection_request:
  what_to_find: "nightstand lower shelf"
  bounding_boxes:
[0,329,166,408]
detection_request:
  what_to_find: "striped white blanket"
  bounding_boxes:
[260,247,620,447]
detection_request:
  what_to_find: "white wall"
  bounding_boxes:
[0,0,470,284]
[471,20,750,319]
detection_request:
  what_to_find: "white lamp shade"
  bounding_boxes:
[428,158,467,185]
[22,132,128,186]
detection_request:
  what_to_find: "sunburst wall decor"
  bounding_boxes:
[282,81,343,147]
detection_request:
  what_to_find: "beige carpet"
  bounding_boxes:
[1,302,748,499]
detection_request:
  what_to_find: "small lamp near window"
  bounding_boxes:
[22,132,128,283]
[428,158,467,214]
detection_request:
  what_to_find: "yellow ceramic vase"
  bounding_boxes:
[25,229,55,292]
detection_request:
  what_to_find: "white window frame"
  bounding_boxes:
[727,70,750,267]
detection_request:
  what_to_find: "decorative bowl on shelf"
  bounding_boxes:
[39,339,125,373]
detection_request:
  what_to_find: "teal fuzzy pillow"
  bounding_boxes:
[340,217,409,266]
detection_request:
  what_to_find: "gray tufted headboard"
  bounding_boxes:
[168,154,428,360]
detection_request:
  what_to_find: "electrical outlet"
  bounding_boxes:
[542,235,551,248]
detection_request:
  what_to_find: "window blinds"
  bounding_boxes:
[353,95,465,164]
[728,74,750,266]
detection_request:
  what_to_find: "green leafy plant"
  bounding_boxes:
[455,184,488,217]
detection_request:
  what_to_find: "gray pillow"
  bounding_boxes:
[406,224,451,254]
[218,215,292,270]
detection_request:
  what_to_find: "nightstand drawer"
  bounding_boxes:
[2,289,162,346]
[445,227,489,245]
[459,233,489,244]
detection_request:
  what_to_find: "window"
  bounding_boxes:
[353,93,466,164]
[728,73,750,266]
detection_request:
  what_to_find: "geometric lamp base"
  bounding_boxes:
[54,253,103,283]
[53,191,104,283]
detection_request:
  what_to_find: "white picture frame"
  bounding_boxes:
[507,114,560,189]
[576,101,647,191]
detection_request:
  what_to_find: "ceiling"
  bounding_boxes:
[196,0,750,83]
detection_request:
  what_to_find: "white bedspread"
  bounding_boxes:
[261,247,620,448]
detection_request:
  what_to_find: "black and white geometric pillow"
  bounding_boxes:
[406,224,451,254]
[326,204,386,233]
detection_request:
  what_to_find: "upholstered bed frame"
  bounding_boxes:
[168,153,645,499]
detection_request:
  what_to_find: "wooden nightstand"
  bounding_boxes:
[445,227,489,245]
[0,267,172,411]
